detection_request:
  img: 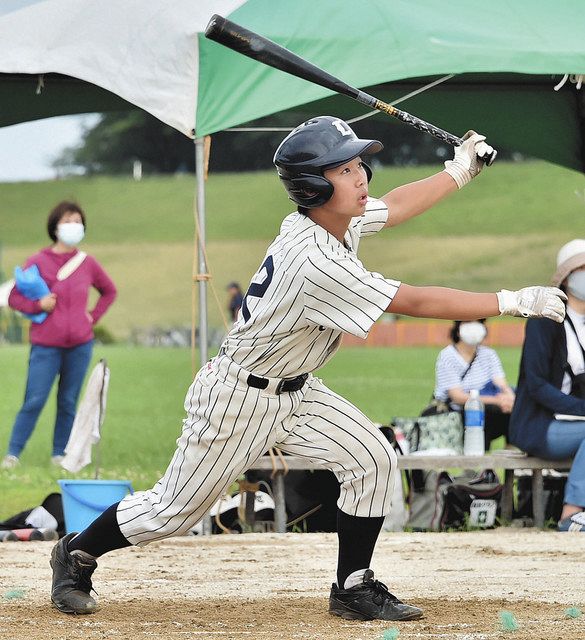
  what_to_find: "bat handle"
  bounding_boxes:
[375,101,462,146]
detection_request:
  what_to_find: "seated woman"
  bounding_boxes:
[433,319,515,450]
[510,239,585,532]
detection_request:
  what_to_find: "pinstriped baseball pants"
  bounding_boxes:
[117,354,397,545]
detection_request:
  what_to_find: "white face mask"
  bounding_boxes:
[459,322,487,346]
[57,222,85,246]
[567,270,585,301]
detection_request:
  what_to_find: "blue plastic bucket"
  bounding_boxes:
[58,479,134,533]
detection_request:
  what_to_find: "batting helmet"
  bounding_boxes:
[273,116,383,208]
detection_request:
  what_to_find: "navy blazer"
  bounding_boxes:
[510,317,585,456]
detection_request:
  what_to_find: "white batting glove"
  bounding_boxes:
[443,130,495,189]
[497,286,568,323]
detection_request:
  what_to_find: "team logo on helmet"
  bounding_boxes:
[273,116,383,209]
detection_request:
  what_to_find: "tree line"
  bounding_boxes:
[53,111,516,177]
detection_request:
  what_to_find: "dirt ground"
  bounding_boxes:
[1,529,584,640]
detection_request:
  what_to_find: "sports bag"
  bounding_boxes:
[406,469,503,531]
[441,469,503,530]
[391,412,463,454]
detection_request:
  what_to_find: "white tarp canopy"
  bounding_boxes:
[0,0,246,136]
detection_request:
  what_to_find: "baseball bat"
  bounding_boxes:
[205,14,496,165]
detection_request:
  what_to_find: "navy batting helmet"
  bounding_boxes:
[273,116,383,208]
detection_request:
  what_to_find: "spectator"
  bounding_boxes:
[1,201,116,469]
[226,281,243,322]
[510,239,585,531]
[433,319,515,450]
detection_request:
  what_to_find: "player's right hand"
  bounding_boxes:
[497,286,567,323]
[443,130,495,189]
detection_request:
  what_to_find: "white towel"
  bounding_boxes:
[61,360,110,473]
[0,279,14,307]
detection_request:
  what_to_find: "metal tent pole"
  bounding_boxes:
[195,137,208,368]
[194,137,212,535]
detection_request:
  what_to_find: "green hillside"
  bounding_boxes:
[1,161,584,338]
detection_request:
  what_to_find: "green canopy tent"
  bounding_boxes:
[0,0,584,363]
[1,0,584,168]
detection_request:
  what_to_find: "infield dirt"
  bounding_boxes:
[1,529,584,639]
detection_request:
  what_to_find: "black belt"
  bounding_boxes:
[246,372,308,394]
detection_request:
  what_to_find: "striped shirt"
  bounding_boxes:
[434,344,506,403]
[221,198,400,378]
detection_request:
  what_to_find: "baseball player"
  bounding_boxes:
[50,116,566,621]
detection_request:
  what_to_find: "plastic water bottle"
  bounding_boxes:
[463,389,485,456]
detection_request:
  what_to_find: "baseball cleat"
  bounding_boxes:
[50,533,98,614]
[329,569,423,621]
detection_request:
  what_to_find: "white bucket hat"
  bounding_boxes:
[551,239,585,287]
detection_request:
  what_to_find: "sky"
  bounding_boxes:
[0,113,100,183]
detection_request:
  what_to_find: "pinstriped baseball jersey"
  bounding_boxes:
[222,198,400,378]
[116,197,401,545]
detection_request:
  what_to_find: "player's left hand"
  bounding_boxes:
[443,130,496,189]
[497,286,568,323]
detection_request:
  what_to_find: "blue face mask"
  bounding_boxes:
[567,270,585,301]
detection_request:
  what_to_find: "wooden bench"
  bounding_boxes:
[247,454,573,532]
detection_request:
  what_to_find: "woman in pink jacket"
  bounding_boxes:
[2,201,116,469]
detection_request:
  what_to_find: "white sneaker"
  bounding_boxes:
[51,455,65,466]
[1,455,19,469]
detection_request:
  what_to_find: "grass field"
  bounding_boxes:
[1,161,584,338]
[0,343,521,520]
[0,161,577,518]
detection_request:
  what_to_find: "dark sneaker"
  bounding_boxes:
[329,569,423,621]
[50,533,98,614]
[558,511,585,532]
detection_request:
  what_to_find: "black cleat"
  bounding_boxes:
[329,569,423,621]
[50,533,98,614]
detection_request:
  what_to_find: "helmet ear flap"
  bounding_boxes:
[362,161,373,183]
[280,174,334,208]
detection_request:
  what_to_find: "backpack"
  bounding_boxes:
[441,469,503,530]
[407,469,503,531]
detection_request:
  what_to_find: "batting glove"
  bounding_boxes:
[443,130,495,189]
[497,286,568,323]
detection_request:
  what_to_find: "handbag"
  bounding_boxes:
[391,412,463,454]
[420,397,450,417]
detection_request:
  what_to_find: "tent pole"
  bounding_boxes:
[194,137,208,369]
[194,137,212,537]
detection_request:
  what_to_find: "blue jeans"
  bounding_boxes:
[544,419,585,508]
[7,341,93,458]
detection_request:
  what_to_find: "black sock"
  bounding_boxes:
[336,509,384,589]
[67,502,132,558]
